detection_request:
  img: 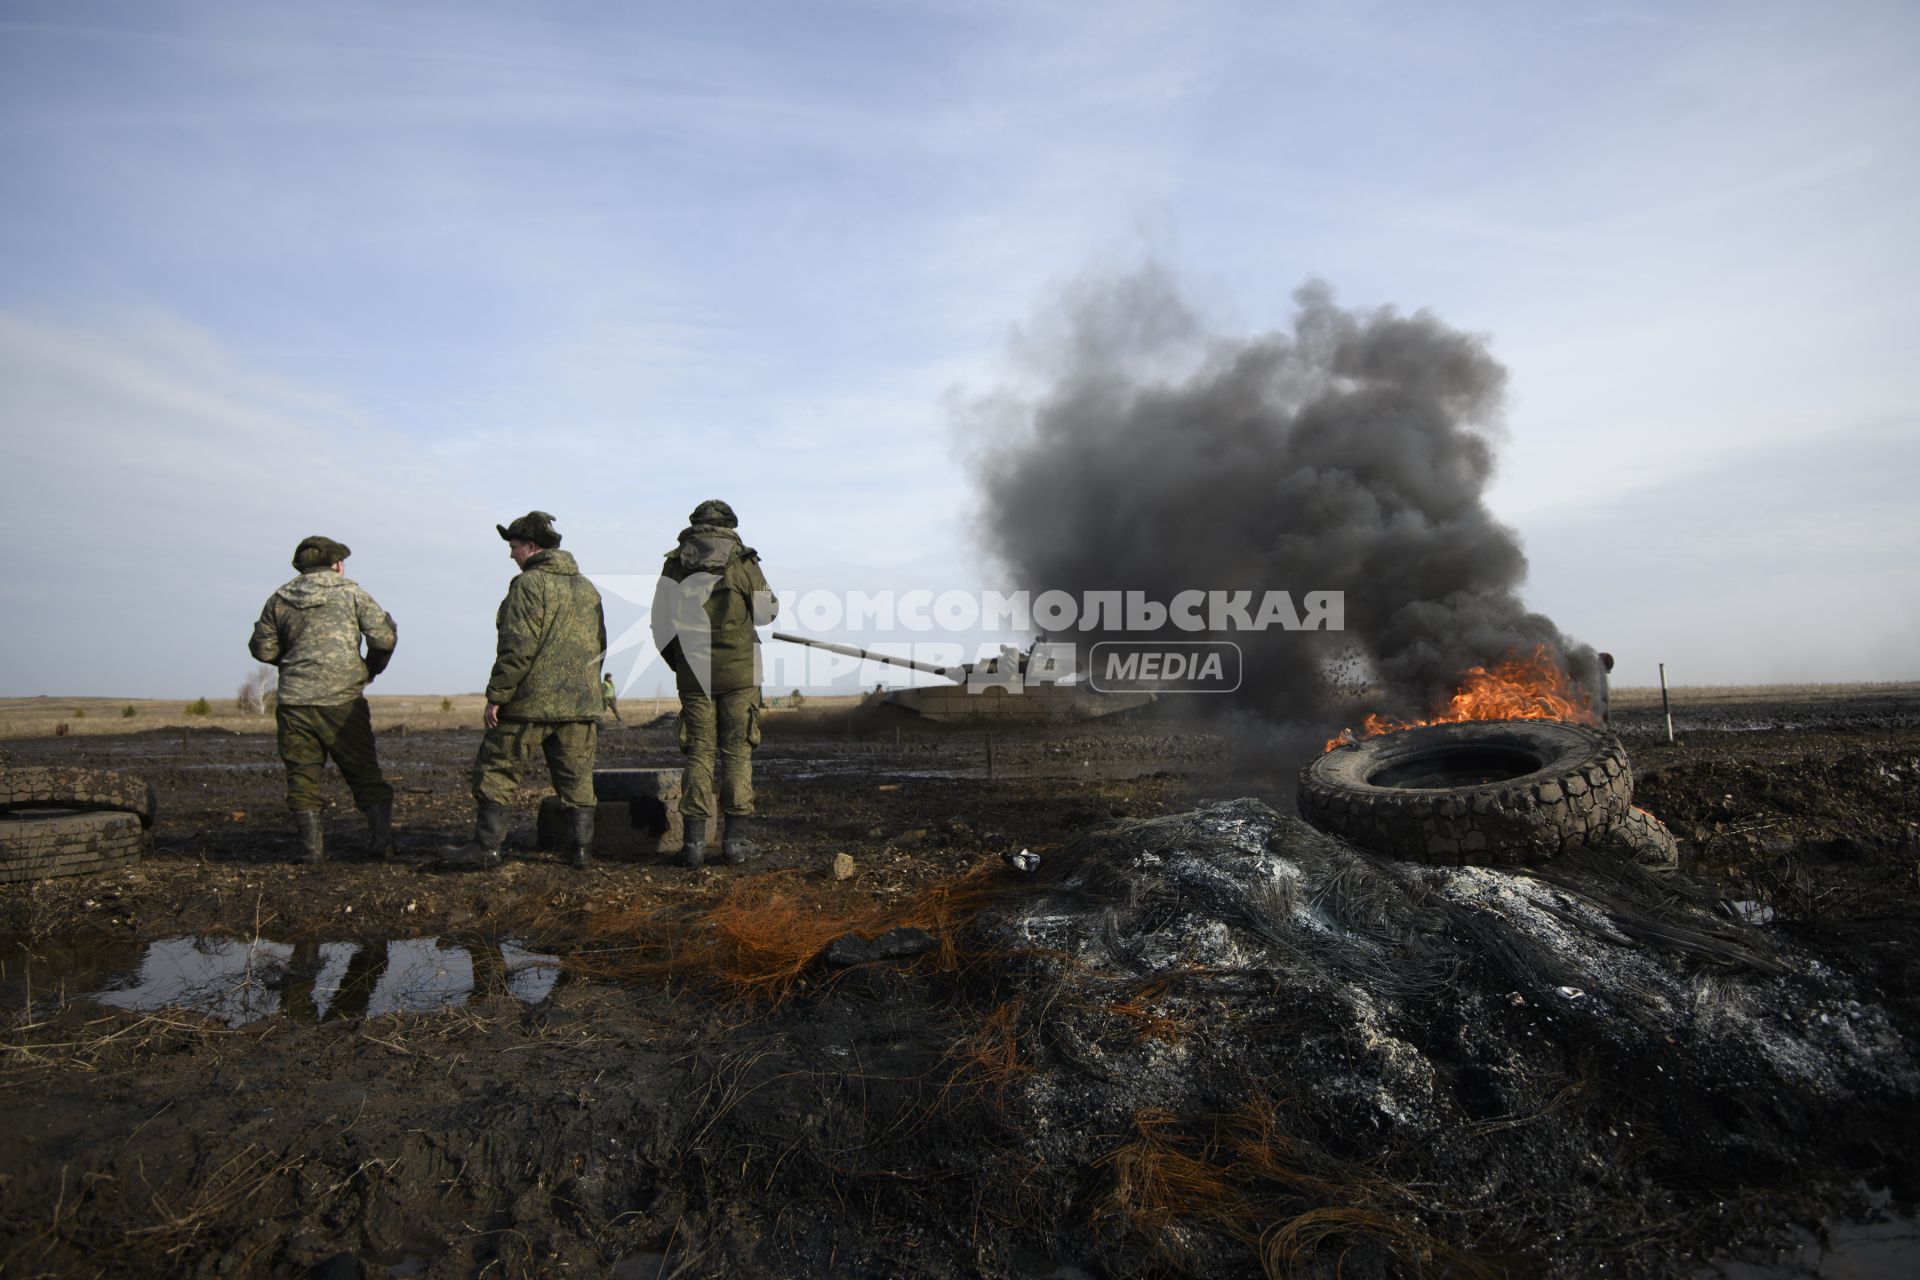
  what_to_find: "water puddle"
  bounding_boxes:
[169,762,282,772]
[8,935,562,1026]
[766,756,1198,782]
[760,757,971,781]
[1700,1212,1920,1278]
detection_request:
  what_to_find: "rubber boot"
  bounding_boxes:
[294,810,324,865]
[568,805,595,871]
[363,801,395,862]
[722,814,759,866]
[441,803,510,869]
[677,818,708,869]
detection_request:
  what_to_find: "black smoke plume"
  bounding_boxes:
[960,264,1599,726]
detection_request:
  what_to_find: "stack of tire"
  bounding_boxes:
[1298,720,1678,867]
[0,756,156,883]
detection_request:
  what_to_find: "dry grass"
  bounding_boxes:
[122,1141,308,1263]
[0,1005,247,1080]
[940,998,1033,1104]
[8,1111,357,1276]
[555,861,1010,1006]
[1093,1098,1496,1279]
[1096,1107,1253,1251]
[1107,970,1201,1045]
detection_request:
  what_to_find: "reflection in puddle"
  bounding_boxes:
[1703,1208,1920,1279]
[91,935,562,1026]
[767,758,1196,783]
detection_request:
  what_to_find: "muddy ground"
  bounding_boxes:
[2,691,1918,1278]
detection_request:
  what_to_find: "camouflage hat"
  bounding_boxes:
[497,510,562,549]
[688,499,737,528]
[292,535,351,571]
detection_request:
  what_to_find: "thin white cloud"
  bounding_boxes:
[0,312,505,695]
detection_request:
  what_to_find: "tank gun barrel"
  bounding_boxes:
[771,632,964,682]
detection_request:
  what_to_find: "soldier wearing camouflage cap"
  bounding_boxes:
[248,536,399,864]
[444,511,607,871]
[651,499,777,868]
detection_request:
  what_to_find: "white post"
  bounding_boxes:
[1659,662,1674,743]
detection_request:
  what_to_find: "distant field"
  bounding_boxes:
[0,692,872,740]
[3,686,1912,741]
[1606,682,1920,709]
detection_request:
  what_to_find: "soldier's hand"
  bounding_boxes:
[484,702,502,729]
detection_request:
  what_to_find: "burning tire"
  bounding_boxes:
[1297,720,1633,865]
[0,766,158,828]
[0,809,148,883]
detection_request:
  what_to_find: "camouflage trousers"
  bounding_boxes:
[277,699,392,813]
[677,687,761,819]
[472,719,598,809]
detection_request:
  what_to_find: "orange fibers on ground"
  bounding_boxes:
[565,862,1008,1006]
[1093,1101,1491,1279]
[1324,643,1602,752]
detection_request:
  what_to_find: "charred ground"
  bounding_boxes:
[2,687,1918,1278]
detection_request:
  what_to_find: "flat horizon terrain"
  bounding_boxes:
[0,692,872,739]
[4,682,1917,740]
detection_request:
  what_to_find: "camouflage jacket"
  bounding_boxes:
[248,571,398,707]
[486,549,608,722]
[652,526,776,695]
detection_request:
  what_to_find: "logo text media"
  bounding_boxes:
[1088,642,1241,694]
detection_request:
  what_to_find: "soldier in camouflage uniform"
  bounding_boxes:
[651,499,777,867]
[248,535,398,863]
[444,512,607,871]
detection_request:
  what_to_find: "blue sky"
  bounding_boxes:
[2,0,1916,697]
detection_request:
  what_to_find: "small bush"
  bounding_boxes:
[73,707,86,718]
[121,705,137,718]
[186,697,212,717]
[440,697,453,713]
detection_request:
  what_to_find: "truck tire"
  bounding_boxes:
[0,809,148,883]
[1297,721,1633,865]
[0,766,158,828]
[1595,805,1680,868]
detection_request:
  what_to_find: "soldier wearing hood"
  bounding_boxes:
[651,498,777,867]
[445,511,607,871]
[248,535,398,863]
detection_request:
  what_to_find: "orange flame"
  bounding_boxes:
[1323,644,1599,752]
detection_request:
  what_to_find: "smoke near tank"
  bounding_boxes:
[959,264,1600,726]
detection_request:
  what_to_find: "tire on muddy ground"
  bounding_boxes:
[1297,720,1634,865]
[1593,805,1681,869]
[0,766,158,828]
[0,809,149,883]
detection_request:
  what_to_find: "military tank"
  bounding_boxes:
[771,632,1156,723]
